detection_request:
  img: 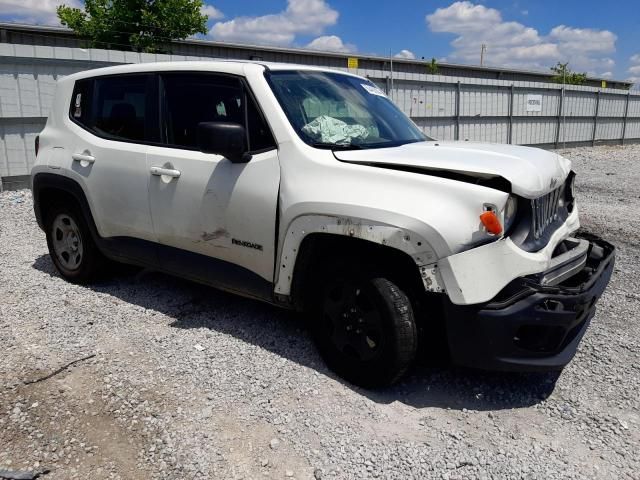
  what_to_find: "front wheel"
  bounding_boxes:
[310,274,418,388]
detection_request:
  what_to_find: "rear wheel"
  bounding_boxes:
[45,203,105,284]
[310,270,418,388]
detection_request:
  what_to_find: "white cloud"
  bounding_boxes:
[209,0,338,46]
[200,4,224,21]
[394,49,416,59]
[306,35,354,53]
[0,0,82,25]
[426,1,616,75]
[428,1,500,33]
[628,54,640,88]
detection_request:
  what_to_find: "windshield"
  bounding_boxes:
[266,70,429,150]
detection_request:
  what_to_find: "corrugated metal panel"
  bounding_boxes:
[560,119,594,143]
[627,98,640,117]
[598,94,626,117]
[0,118,45,177]
[0,61,86,119]
[513,119,557,145]
[394,83,456,118]
[624,119,640,138]
[460,86,510,117]
[563,92,597,117]
[460,118,508,143]
[595,119,624,140]
[413,118,455,141]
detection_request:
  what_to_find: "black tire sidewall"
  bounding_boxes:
[45,203,101,284]
[310,269,418,388]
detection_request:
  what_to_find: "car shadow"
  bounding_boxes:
[33,254,559,411]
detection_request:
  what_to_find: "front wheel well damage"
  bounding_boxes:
[290,233,449,362]
[290,233,429,308]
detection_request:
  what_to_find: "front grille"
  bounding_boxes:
[532,186,563,239]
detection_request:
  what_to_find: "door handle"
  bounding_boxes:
[150,166,181,178]
[72,152,95,163]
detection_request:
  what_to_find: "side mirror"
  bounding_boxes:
[197,122,251,163]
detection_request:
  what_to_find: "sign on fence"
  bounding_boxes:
[526,94,543,112]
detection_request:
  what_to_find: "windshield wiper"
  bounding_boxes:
[309,142,363,150]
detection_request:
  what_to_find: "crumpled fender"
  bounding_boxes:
[274,214,445,297]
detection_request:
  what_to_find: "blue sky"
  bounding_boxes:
[2,0,640,81]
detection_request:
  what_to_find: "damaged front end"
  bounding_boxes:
[444,232,615,371]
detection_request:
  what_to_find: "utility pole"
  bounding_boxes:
[389,49,394,102]
[563,66,566,149]
[480,44,487,67]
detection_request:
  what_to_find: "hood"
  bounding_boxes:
[333,141,571,198]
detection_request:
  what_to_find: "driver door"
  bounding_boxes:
[146,72,280,299]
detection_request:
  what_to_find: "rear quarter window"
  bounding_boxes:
[69,79,93,125]
[69,74,158,144]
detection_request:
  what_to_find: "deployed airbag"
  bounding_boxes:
[302,115,369,144]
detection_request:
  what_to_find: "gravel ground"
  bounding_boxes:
[1,144,639,480]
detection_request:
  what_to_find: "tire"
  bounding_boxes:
[310,270,418,388]
[45,202,105,284]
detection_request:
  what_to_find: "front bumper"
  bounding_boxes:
[438,206,581,305]
[444,233,615,371]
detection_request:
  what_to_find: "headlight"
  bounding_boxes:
[503,195,518,232]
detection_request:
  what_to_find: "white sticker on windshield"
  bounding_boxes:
[361,83,386,97]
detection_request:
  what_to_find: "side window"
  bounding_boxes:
[246,93,276,151]
[162,73,244,149]
[161,73,275,152]
[69,79,93,127]
[91,75,154,142]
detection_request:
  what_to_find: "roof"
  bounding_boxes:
[61,59,368,82]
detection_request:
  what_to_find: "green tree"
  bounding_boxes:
[426,57,438,74]
[550,62,587,85]
[57,0,208,53]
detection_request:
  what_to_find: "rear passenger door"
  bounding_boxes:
[146,72,280,298]
[69,74,158,251]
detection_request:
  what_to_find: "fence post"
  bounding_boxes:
[622,90,631,146]
[455,81,461,141]
[508,84,515,144]
[592,90,600,147]
[555,86,564,148]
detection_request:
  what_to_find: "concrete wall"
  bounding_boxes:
[1,43,639,179]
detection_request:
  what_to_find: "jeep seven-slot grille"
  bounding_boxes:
[532,186,563,239]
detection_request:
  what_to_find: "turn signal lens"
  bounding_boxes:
[480,211,503,235]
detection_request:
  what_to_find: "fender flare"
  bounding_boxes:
[274,214,446,296]
[32,172,99,237]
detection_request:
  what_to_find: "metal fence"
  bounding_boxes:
[377,79,640,146]
[2,43,640,181]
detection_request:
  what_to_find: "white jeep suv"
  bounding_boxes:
[31,61,615,387]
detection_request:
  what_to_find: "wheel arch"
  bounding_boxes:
[276,214,442,309]
[32,173,100,240]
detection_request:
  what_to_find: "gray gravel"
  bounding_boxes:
[1,144,639,479]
